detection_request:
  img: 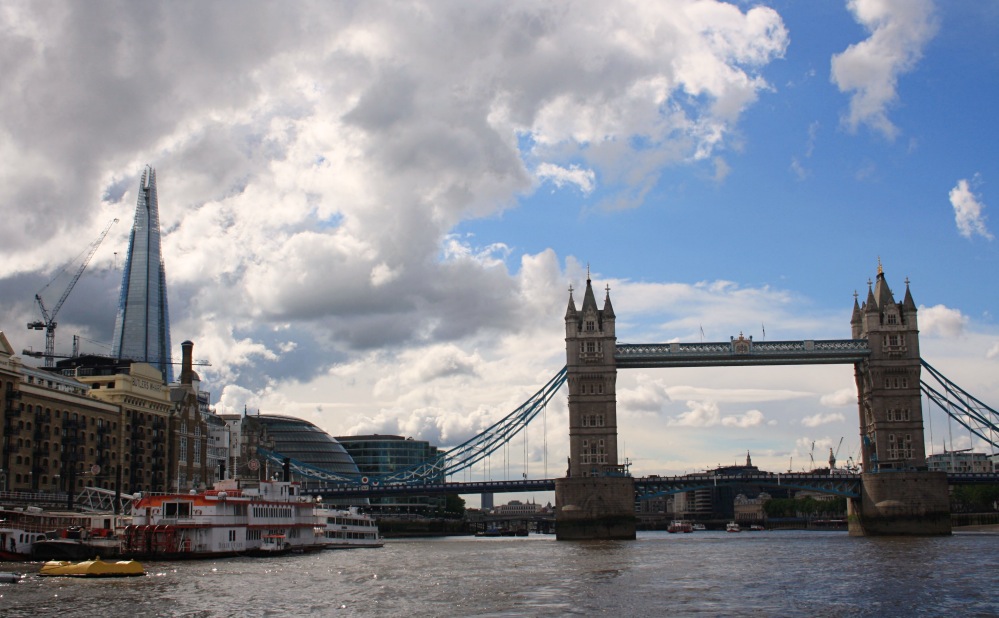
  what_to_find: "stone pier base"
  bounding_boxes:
[848,471,951,536]
[555,476,636,540]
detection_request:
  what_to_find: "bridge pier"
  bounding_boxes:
[848,471,951,536]
[555,476,636,540]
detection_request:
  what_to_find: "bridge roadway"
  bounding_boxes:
[300,472,999,499]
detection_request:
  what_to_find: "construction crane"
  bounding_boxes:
[27,218,118,367]
[829,437,844,470]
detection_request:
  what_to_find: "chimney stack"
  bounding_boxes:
[180,340,194,385]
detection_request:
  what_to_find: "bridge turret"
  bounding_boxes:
[849,264,949,536]
[557,270,635,539]
[564,274,620,478]
[853,264,925,472]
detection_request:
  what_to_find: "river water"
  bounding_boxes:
[2,530,998,617]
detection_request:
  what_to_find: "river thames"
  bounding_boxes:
[2,530,998,617]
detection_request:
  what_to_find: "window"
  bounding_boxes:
[585,320,595,332]
[886,312,898,325]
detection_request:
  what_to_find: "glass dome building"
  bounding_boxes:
[220,413,360,490]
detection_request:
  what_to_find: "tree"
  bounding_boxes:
[444,493,466,516]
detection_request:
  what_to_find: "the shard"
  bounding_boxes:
[111,165,174,383]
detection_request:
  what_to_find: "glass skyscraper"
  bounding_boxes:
[111,165,174,383]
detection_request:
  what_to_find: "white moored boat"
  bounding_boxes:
[122,479,325,559]
[315,505,383,549]
[0,506,125,561]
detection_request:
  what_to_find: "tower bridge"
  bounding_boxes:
[264,264,999,539]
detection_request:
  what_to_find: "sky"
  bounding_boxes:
[2,1,997,504]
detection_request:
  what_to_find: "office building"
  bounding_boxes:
[111,165,174,383]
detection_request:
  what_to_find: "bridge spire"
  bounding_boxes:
[565,284,577,320]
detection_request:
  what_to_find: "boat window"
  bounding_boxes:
[163,502,193,518]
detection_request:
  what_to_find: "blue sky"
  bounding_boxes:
[0,1,996,504]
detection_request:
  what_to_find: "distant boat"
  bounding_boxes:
[726,522,741,533]
[691,523,706,532]
[475,527,503,537]
[667,521,693,533]
[315,506,383,549]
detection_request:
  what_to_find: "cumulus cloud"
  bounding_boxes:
[988,342,999,360]
[801,412,846,428]
[0,2,794,456]
[819,388,855,407]
[619,374,673,415]
[668,400,766,428]
[722,409,766,428]
[536,163,596,195]
[830,0,937,139]
[919,304,968,338]
[949,178,993,240]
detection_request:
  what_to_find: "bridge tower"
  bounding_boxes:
[554,273,636,540]
[849,263,950,535]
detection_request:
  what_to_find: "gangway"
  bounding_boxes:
[76,486,136,514]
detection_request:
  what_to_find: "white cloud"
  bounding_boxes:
[721,409,766,428]
[988,342,999,360]
[801,412,846,428]
[669,400,723,427]
[820,388,855,407]
[830,0,937,139]
[536,163,596,195]
[667,400,766,428]
[949,178,993,240]
[919,304,968,338]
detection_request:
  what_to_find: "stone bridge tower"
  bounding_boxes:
[849,264,950,535]
[554,273,636,540]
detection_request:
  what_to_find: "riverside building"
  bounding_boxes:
[1,330,214,496]
[335,434,444,514]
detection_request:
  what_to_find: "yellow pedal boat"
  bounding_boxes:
[39,556,145,578]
